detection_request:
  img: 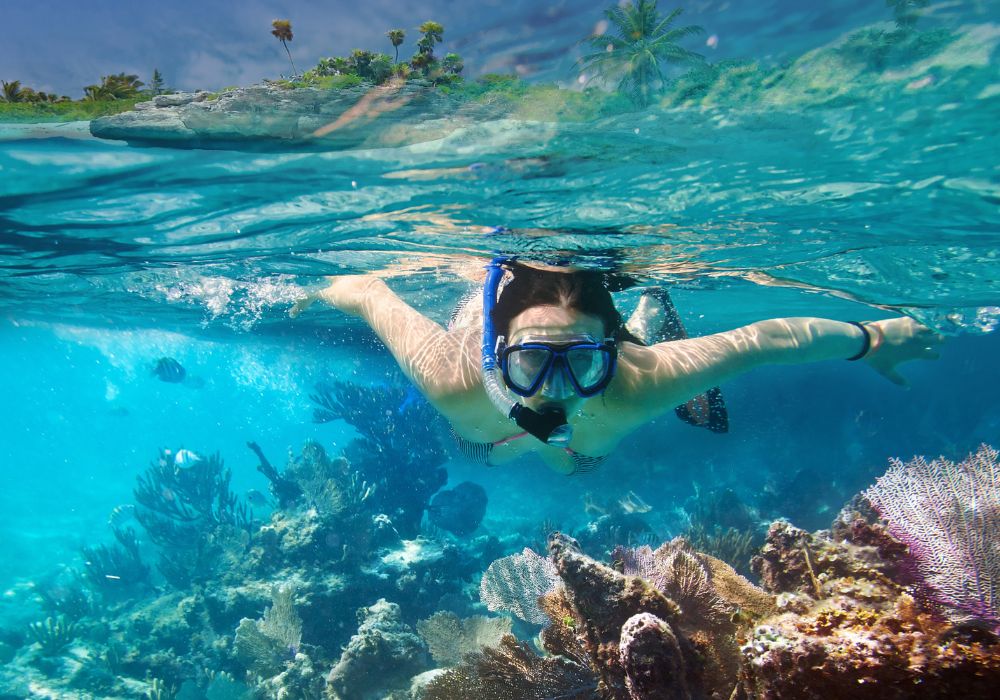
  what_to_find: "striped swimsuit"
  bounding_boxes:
[452,429,607,474]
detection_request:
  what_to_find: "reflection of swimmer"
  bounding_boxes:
[384,156,577,182]
[292,259,941,475]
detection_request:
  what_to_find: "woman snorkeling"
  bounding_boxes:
[292,259,942,475]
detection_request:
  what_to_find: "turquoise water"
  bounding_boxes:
[1,11,999,700]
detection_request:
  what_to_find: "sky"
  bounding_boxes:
[1,0,990,98]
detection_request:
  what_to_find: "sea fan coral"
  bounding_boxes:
[480,547,561,625]
[416,611,512,667]
[864,443,1000,628]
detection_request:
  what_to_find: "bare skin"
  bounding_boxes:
[292,274,942,474]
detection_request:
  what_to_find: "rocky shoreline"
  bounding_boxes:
[89,82,490,150]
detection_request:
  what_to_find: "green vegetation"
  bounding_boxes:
[83,72,144,100]
[580,0,704,108]
[1,68,169,122]
[0,95,146,122]
[836,0,952,73]
[150,68,166,95]
[294,19,464,89]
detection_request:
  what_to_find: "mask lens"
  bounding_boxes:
[506,347,552,393]
[566,347,610,391]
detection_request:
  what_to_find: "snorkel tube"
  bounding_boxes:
[482,257,573,447]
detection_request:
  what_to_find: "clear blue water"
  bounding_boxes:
[0,4,998,697]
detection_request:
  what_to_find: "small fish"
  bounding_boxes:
[173,449,202,469]
[108,504,136,528]
[246,489,270,508]
[618,490,652,515]
[152,357,186,383]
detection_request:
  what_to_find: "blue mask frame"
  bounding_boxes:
[498,337,617,398]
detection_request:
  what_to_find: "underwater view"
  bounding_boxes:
[1,0,999,697]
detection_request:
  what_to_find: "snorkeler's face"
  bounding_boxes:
[507,306,607,413]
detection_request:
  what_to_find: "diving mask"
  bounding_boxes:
[498,334,617,399]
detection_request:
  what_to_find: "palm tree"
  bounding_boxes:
[412,21,445,75]
[2,80,23,102]
[82,73,144,100]
[386,29,406,63]
[271,19,298,77]
[580,1,704,108]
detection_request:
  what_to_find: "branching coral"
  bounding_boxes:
[310,381,447,537]
[422,634,597,700]
[133,449,254,587]
[684,523,757,577]
[80,525,151,598]
[27,615,77,656]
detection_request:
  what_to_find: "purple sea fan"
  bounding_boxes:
[863,443,1000,628]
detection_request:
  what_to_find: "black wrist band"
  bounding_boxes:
[845,321,871,361]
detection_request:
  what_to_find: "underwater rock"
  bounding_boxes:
[427,481,487,537]
[90,82,489,150]
[327,599,428,700]
[738,517,1000,699]
[547,533,694,698]
[619,612,688,700]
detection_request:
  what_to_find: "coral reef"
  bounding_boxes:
[26,616,77,656]
[234,585,302,676]
[311,381,448,538]
[480,547,560,625]
[9,416,1000,700]
[327,599,428,699]
[741,513,1000,699]
[430,533,771,699]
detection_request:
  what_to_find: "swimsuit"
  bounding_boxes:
[451,428,607,474]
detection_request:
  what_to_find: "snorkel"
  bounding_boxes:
[482,257,574,447]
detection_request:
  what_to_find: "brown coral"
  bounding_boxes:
[739,519,1000,699]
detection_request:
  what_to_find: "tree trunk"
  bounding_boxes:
[283,41,298,78]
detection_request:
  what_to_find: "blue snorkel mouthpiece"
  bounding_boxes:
[482,256,573,447]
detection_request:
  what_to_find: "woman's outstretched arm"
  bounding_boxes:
[291,275,480,404]
[616,316,942,423]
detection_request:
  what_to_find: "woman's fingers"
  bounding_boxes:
[289,294,316,318]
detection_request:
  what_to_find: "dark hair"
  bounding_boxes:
[491,262,641,343]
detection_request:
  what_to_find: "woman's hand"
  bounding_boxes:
[863,317,943,385]
[290,275,384,319]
